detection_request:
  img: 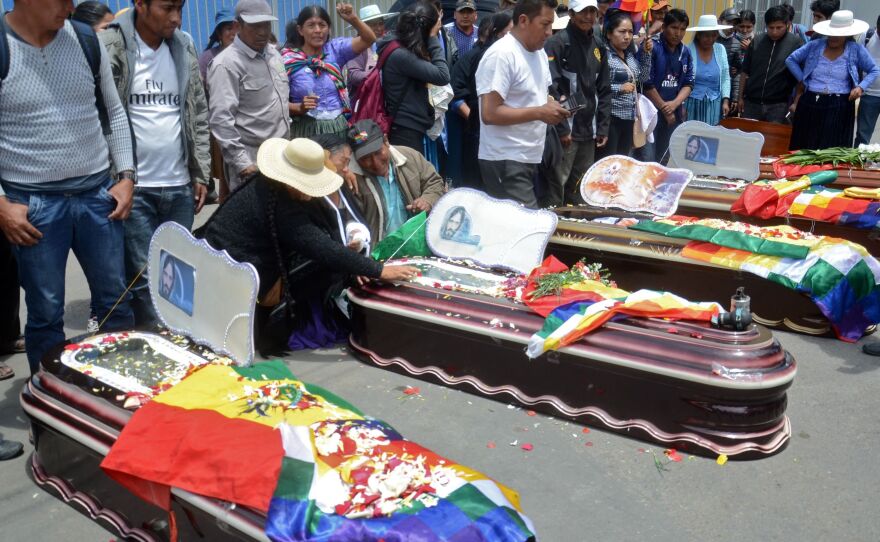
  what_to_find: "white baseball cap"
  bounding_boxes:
[569,0,598,13]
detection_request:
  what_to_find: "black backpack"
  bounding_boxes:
[0,14,110,135]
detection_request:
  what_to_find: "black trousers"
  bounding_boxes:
[599,117,635,159]
[388,125,425,154]
[0,235,21,346]
[789,91,855,151]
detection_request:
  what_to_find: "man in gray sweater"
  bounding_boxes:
[0,0,136,376]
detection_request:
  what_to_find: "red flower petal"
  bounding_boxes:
[664,448,683,462]
[487,441,496,449]
[403,386,420,396]
[581,427,591,434]
[521,443,534,451]
[526,410,537,417]
[585,441,593,447]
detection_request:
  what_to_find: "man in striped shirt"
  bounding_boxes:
[0,0,136,375]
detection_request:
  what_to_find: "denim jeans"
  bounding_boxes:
[124,184,194,328]
[5,177,133,373]
[856,94,880,147]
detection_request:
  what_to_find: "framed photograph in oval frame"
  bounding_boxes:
[668,121,765,181]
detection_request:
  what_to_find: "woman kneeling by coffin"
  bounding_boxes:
[199,138,418,354]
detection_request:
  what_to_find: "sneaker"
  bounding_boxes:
[0,438,23,461]
[87,316,100,334]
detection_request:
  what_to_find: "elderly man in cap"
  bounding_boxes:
[345,120,445,242]
[345,4,396,102]
[444,0,479,59]
[544,0,611,206]
[207,0,290,194]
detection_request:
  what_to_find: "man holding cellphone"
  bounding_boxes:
[544,0,610,206]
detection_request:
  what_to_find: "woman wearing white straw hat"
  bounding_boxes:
[200,138,418,353]
[785,10,880,150]
[684,14,732,125]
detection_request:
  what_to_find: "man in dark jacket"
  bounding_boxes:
[544,0,611,206]
[738,5,803,124]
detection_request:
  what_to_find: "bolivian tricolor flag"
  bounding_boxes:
[101,361,535,541]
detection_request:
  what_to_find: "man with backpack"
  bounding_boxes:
[543,0,610,206]
[0,0,136,376]
[100,0,211,329]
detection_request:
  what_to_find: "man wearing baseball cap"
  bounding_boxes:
[345,120,445,242]
[543,0,611,206]
[646,0,668,36]
[207,0,289,195]
[444,0,479,58]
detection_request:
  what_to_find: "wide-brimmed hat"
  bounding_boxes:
[686,14,732,32]
[813,10,869,37]
[553,13,569,30]
[358,4,396,23]
[257,138,342,197]
[211,9,235,36]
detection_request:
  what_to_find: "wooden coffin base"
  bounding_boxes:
[348,278,796,460]
[549,209,869,336]
[20,360,268,542]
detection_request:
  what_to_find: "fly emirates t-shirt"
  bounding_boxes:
[129,33,188,187]
[476,33,552,164]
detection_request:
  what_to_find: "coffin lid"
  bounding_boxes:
[148,222,259,366]
[425,188,558,274]
[668,121,764,181]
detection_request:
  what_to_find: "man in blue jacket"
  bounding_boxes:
[642,8,693,163]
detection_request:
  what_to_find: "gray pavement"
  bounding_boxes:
[2,212,879,541]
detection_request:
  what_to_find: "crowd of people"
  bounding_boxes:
[0,0,879,458]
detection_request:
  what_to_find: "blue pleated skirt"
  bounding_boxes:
[685,96,723,126]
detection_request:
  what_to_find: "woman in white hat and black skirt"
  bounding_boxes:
[199,138,418,354]
[786,10,880,150]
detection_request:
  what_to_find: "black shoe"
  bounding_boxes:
[863,342,880,356]
[0,438,23,460]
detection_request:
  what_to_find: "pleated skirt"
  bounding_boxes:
[685,95,723,126]
[289,113,349,139]
[789,91,855,151]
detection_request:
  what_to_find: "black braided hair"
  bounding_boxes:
[265,181,292,306]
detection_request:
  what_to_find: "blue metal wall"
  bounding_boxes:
[1,0,394,50]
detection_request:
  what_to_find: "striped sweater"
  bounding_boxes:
[0,21,134,196]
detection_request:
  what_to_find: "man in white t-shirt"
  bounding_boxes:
[856,17,880,146]
[475,0,569,208]
[101,0,210,328]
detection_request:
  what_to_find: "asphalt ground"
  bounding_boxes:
[1,209,879,542]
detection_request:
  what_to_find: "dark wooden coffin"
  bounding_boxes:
[19,335,269,542]
[758,161,880,186]
[550,207,837,335]
[347,260,796,459]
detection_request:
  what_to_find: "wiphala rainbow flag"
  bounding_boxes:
[632,217,880,341]
[101,361,535,542]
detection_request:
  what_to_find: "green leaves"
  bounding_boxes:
[781,147,880,168]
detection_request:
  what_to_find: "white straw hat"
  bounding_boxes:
[358,4,396,23]
[257,138,342,198]
[685,14,732,32]
[813,10,869,37]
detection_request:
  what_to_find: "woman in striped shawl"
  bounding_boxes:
[281,3,376,138]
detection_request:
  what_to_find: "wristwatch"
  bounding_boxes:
[118,170,137,185]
